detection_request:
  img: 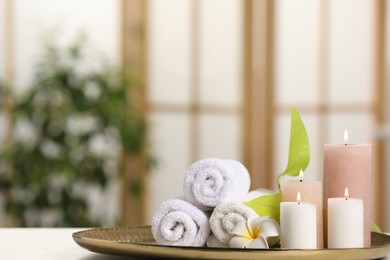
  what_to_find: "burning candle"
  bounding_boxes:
[327,187,364,248]
[323,129,372,247]
[281,170,323,248]
[280,192,317,249]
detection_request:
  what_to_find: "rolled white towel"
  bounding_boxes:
[208,201,258,245]
[183,158,251,211]
[151,199,210,247]
[208,189,274,246]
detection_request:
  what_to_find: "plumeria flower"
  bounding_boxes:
[229,216,280,249]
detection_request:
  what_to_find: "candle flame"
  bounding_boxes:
[299,169,304,182]
[344,187,349,199]
[296,192,301,203]
[344,129,349,145]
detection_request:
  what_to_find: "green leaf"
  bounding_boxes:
[244,192,281,223]
[277,107,310,188]
[371,221,382,233]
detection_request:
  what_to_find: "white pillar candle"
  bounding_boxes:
[281,170,323,248]
[280,192,317,249]
[327,188,364,248]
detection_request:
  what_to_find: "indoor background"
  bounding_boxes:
[0,0,389,231]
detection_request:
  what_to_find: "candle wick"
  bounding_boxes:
[345,198,348,201]
[298,202,300,205]
[300,179,302,182]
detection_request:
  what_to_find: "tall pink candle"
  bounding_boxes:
[323,130,372,247]
[281,171,323,248]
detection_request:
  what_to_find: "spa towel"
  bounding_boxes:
[183,158,251,211]
[208,201,258,245]
[208,188,274,246]
[151,198,210,247]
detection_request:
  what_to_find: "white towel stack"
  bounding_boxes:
[151,158,258,248]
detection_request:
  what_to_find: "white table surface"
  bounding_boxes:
[0,228,145,260]
[1,228,390,260]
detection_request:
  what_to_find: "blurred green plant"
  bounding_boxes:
[0,35,147,227]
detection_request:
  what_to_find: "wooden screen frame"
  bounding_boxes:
[373,0,386,228]
[120,0,148,225]
[243,0,275,190]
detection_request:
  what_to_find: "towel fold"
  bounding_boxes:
[240,188,274,202]
[208,188,274,246]
[151,199,210,247]
[183,158,251,211]
[206,234,229,248]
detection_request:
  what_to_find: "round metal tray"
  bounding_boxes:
[73,226,390,259]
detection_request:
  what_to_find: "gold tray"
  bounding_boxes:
[73,226,390,259]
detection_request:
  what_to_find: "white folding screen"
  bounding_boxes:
[146,0,193,220]
[274,0,375,186]
[2,0,386,228]
[274,0,322,183]
[274,0,321,106]
[147,0,192,105]
[146,0,244,221]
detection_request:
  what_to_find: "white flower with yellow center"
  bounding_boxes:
[229,216,280,249]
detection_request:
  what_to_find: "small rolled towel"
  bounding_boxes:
[183,158,251,211]
[151,198,210,247]
[208,189,274,246]
[208,201,258,245]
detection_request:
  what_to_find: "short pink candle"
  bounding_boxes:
[281,171,323,248]
[323,130,372,247]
